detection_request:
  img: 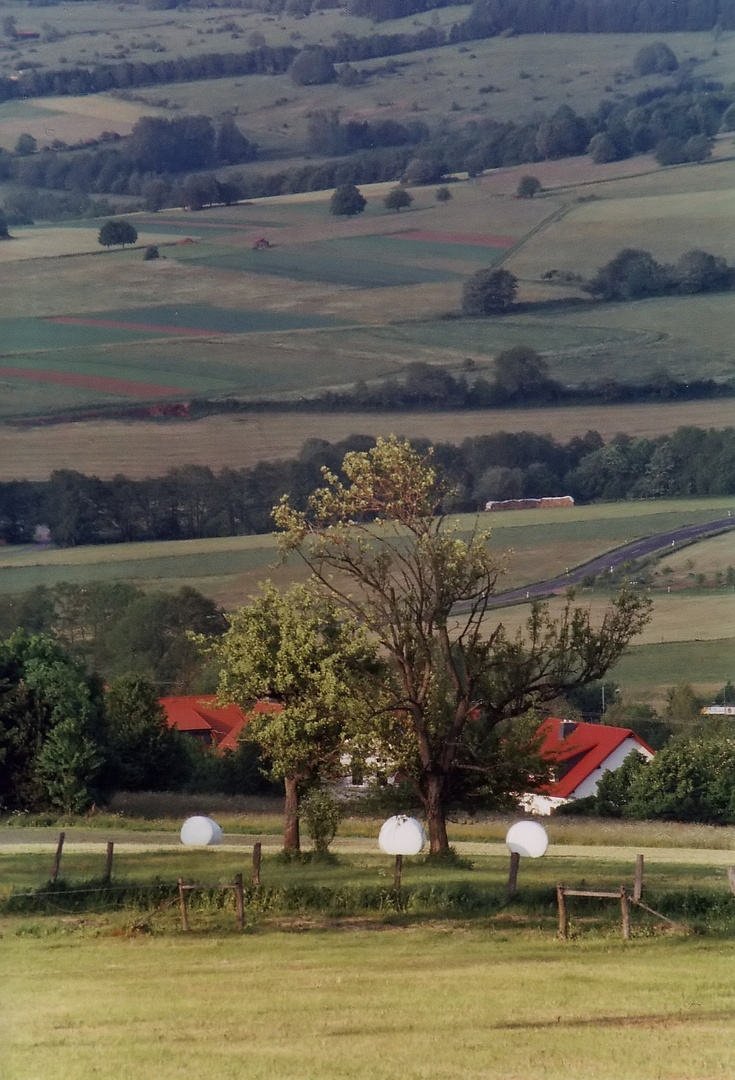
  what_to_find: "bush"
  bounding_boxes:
[461,268,517,316]
[289,45,336,86]
[632,42,678,76]
[516,175,541,198]
[302,787,344,853]
[329,183,366,217]
[435,186,452,202]
[143,245,159,260]
[383,186,412,212]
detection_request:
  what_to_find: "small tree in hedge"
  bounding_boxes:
[632,41,678,76]
[98,219,138,249]
[462,268,518,316]
[330,183,366,217]
[516,175,541,198]
[383,186,413,212]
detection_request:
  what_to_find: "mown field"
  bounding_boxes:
[7,925,735,1080]
[2,398,735,482]
[5,814,735,1080]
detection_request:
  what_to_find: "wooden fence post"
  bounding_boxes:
[178,878,189,932]
[252,842,262,888]
[633,854,644,902]
[234,873,244,933]
[620,885,631,940]
[506,851,520,900]
[727,867,735,897]
[556,884,568,940]
[103,841,114,886]
[50,831,65,884]
[394,854,403,893]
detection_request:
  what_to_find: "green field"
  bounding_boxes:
[5,816,735,1079]
[1,498,733,697]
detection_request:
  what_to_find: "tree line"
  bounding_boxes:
[3,75,731,221]
[2,425,735,549]
[0,633,277,815]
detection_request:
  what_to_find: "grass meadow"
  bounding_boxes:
[5,812,735,1079]
[3,398,735,482]
[7,928,735,1080]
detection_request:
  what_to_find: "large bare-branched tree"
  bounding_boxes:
[275,437,652,854]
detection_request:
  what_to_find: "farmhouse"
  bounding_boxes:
[524,717,654,815]
[160,695,277,752]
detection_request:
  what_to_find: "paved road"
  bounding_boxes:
[487,514,735,608]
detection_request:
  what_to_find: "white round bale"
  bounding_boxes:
[180,816,223,847]
[378,815,427,856]
[505,820,548,859]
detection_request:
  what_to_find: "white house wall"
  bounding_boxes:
[572,738,653,800]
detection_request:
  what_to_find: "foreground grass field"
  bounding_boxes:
[5,813,735,1080]
[7,928,735,1080]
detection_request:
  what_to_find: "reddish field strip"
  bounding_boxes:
[47,316,219,337]
[137,219,258,231]
[0,366,186,397]
[390,230,516,247]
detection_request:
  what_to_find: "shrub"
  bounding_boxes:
[516,175,541,198]
[302,787,344,853]
[461,268,517,316]
[632,42,678,76]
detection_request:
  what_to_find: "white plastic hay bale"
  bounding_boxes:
[378,815,427,856]
[180,816,223,847]
[505,820,548,859]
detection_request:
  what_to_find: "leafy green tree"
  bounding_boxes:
[14,133,37,157]
[329,183,366,217]
[104,673,188,792]
[586,248,669,300]
[274,436,651,852]
[209,583,378,851]
[662,682,703,733]
[492,345,556,399]
[215,116,256,165]
[98,219,138,249]
[289,45,336,86]
[435,186,452,202]
[516,175,541,198]
[462,268,518,316]
[105,586,226,691]
[624,736,735,824]
[0,633,106,812]
[632,42,678,76]
[383,186,413,212]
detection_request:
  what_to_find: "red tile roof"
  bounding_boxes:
[536,717,654,799]
[160,696,281,753]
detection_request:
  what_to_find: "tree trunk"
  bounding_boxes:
[283,773,300,852]
[422,772,450,854]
